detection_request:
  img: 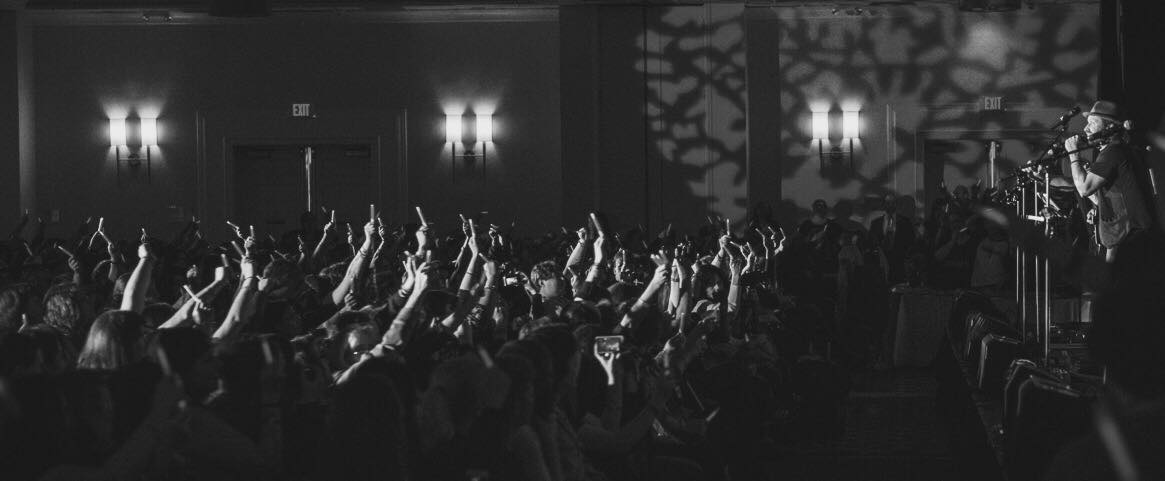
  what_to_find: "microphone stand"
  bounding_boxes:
[1018,117,1074,364]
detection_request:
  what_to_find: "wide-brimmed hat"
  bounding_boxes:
[1084,100,1123,124]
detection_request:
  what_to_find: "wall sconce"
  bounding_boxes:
[445,112,493,183]
[812,111,829,171]
[109,118,127,147]
[843,109,860,169]
[812,109,859,172]
[476,114,492,143]
[110,117,157,184]
[446,114,462,143]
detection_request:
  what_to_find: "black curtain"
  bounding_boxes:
[1100,0,1165,222]
[1100,0,1165,142]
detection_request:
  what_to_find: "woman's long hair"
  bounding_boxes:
[76,310,145,371]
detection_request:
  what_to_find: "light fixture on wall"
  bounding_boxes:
[110,116,157,184]
[446,114,462,144]
[445,112,494,183]
[843,109,860,169]
[812,108,859,172]
[812,111,828,171]
[476,114,493,143]
[109,118,127,147]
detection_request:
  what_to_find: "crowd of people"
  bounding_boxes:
[791,182,1012,296]
[0,177,1155,480]
[0,203,861,481]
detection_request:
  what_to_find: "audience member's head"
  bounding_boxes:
[76,310,146,371]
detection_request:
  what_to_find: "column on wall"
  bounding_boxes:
[560,4,750,233]
[0,10,35,229]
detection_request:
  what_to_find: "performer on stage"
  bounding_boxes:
[1065,100,1155,262]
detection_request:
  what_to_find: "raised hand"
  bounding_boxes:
[322,210,337,234]
[613,248,628,282]
[240,252,256,279]
[592,233,607,266]
[413,261,434,294]
[729,254,745,280]
[243,234,257,258]
[401,253,418,291]
[343,289,361,311]
[593,343,620,386]
[415,224,431,253]
[482,256,498,284]
[138,230,155,260]
[226,221,245,240]
[649,250,670,285]
[362,218,377,245]
[59,244,83,273]
[467,220,481,257]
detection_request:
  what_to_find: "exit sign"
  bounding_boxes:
[292,103,313,117]
[982,96,1003,111]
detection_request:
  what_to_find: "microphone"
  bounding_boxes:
[1051,106,1082,130]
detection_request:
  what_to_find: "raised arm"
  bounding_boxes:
[379,260,433,349]
[212,248,260,342]
[727,249,744,313]
[614,250,670,335]
[119,231,156,313]
[440,243,482,333]
[312,210,337,263]
[159,271,229,330]
[563,226,591,275]
[329,218,378,306]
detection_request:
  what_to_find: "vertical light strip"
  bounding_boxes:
[140,118,158,146]
[109,118,127,146]
[843,110,860,139]
[445,114,462,143]
[812,111,829,140]
[475,114,492,143]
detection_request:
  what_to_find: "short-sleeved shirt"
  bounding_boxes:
[1088,143,1154,247]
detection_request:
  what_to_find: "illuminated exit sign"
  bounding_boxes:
[982,96,1003,111]
[292,103,313,117]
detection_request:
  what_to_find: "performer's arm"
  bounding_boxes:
[1066,136,1107,199]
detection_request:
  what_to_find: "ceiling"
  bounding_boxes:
[5,0,1090,25]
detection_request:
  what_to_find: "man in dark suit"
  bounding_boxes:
[869,194,915,282]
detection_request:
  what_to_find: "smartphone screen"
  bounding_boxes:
[595,335,624,356]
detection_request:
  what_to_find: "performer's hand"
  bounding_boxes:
[1064,135,1080,156]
